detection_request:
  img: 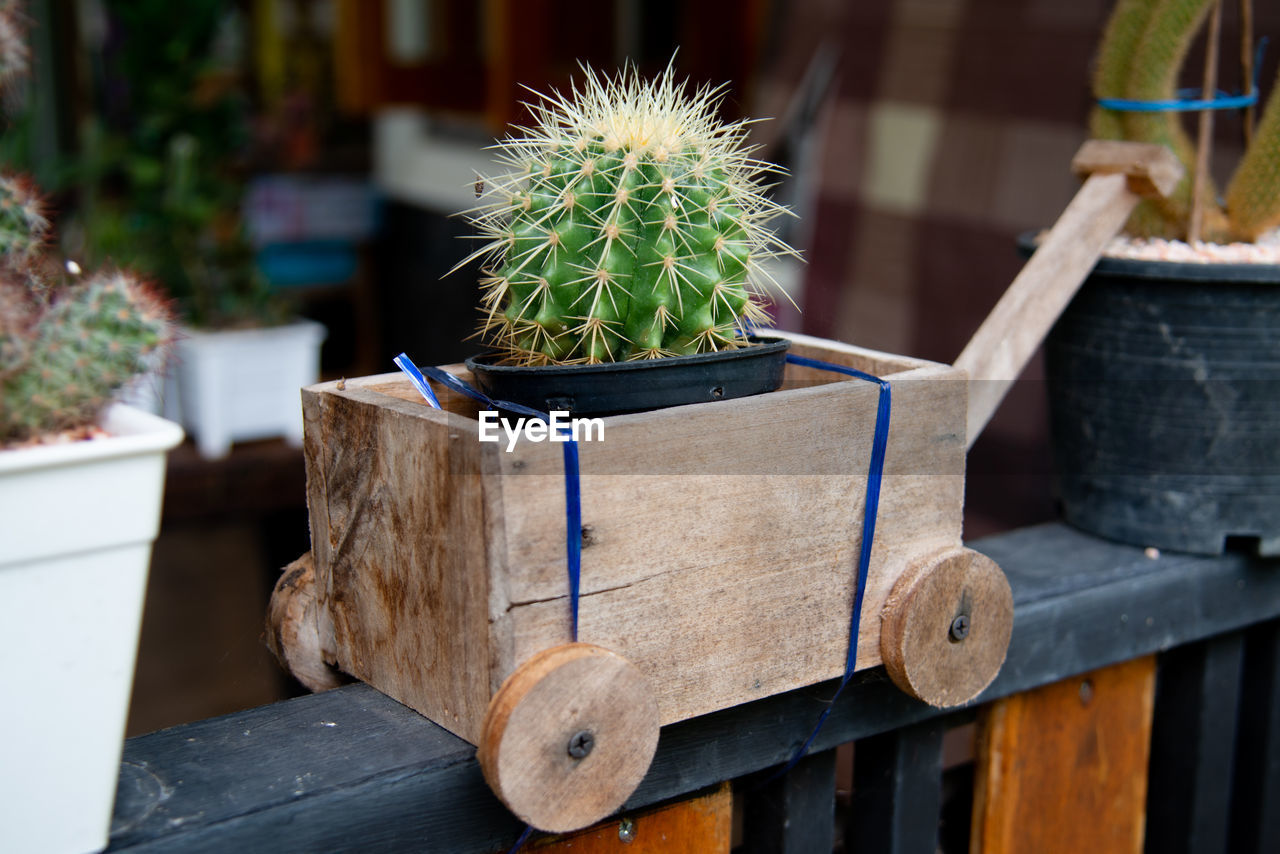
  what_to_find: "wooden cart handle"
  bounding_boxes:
[954,140,1184,448]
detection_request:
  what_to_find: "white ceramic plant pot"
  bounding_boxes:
[0,405,183,854]
[165,319,326,459]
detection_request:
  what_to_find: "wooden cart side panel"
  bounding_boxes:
[302,383,496,743]
[489,364,967,725]
[302,384,339,660]
[490,364,965,601]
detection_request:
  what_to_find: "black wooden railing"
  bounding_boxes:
[106,523,1280,853]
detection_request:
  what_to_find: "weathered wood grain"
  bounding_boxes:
[302,382,500,742]
[880,547,1014,707]
[970,656,1157,854]
[488,361,965,723]
[534,783,731,852]
[477,643,660,833]
[265,553,347,693]
[1070,140,1184,198]
[302,336,969,741]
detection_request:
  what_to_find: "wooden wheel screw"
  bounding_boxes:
[880,547,1014,707]
[568,730,595,759]
[478,643,661,832]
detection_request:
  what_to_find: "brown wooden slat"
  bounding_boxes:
[971,655,1157,854]
[531,783,731,852]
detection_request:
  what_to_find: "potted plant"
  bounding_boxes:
[456,63,797,414]
[284,59,1041,834]
[1043,0,1280,555]
[0,167,182,851]
[71,0,324,458]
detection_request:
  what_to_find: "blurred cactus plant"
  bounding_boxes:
[461,64,795,366]
[0,0,27,95]
[0,2,175,443]
[1091,0,1280,242]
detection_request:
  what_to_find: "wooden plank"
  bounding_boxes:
[954,142,1183,446]
[971,655,1157,854]
[304,338,965,738]
[530,783,731,853]
[1230,619,1280,854]
[301,383,501,743]
[955,172,1136,445]
[848,718,946,854]
[477,644,660,833]
[1145,634,1245,854]
[489,359,965,725]
[108,525,1280,853]
[741,749,838,854]
[1070,140,1184,198]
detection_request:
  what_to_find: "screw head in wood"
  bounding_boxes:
[568,730,595,759]
[880,547,1014,708]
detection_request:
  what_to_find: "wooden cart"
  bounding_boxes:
[268,141,1181,833]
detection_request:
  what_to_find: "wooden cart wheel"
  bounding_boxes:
[265,553,346,693]
[880,547,1014,708]
[477,643,660,833]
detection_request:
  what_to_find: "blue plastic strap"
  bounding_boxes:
[416,363,548,420]
[563,439,582,641]
[1099,38,1267,113]
[1099,87,1258,112]
[393,353,442,409]
[762,353,892,780]
[396,358,582,643]
[397,359,576,854]
[507,823,534,854]
[398,350,891,803]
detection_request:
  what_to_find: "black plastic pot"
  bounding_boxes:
[1043,252,1280,556]
[464,336,791,417]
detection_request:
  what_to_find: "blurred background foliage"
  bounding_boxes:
[3,0,282,327]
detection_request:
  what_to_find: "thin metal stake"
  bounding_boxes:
[1189,0,1223,244]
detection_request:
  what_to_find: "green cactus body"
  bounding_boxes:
[1226,68,1280,240]
[1,271,174,441]
[0,174,49,264]
[0,0,28,96]
[466,66,792,366]
[0,271,33,377]
[1119,0,1218,239]
[1091,0,1160,142]
[1093,0,1280,242]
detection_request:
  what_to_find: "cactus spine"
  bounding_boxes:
[0,174,175,442]
[0,173,48,264]
[1225,76,1280,239]
[463,64,794,366]
[2,270,173,440]
[1092,0,1280,242]
[0,0,28,96]
[0,175,175,440]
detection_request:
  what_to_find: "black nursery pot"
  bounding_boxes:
[464,336,791,417]
[1044,254,1280,556]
